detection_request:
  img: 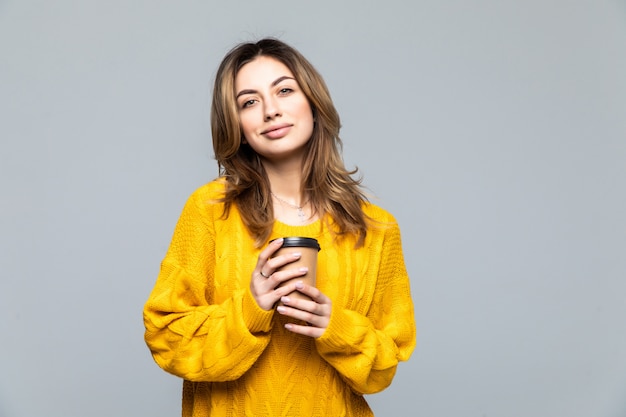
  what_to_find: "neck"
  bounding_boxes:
[266,165,318,224]
[265,163,306,206]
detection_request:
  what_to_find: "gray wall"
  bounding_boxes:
[1,1,625,416]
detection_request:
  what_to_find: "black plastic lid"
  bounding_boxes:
[271,236,321,251]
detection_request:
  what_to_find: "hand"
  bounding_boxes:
[276,282,332,338]
[250,238,309,311]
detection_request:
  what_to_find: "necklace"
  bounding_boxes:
[271,192,309,223]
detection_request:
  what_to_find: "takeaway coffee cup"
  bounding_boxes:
[270,237,321,302]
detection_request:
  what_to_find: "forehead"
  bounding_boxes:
[235,56,295,90]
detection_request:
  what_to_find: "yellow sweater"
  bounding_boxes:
[144,180,416,417]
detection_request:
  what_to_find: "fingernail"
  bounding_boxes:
[281,296,290,303]
[274,238,284,245]
[277,306,286,313]
[298,267,308,273]
[292,252,301,258]
[295,281,304,289]
[285,324,293,330]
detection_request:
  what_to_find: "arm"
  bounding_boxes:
[315,221,416,394]
[143,188,274,382]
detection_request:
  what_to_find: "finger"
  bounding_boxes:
[276,266,309,282]
[278,306,317,327]
[276,303,314,321]
[293,282,331,305]
[258,258,309,283]
[276,298,328,326]
[254,271,309,305]
[252,275,300,311]
[279,289,331,329]
[268,251,303,272]
[284,322,325,338]
[255,241,304,279]
[254,238,284,271]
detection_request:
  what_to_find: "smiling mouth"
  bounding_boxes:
[261,124,293,139]
[261,124,292,135]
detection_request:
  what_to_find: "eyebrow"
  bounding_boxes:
[236,76,296,99]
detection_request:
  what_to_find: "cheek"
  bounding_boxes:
[296,101,314,128]
[239,113,256,136]
[302,107,315,135]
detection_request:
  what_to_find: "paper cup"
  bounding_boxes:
[271,237,320,302]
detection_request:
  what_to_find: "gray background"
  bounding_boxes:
[1,0,625,416]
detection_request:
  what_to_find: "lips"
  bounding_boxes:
[261,123,292,139]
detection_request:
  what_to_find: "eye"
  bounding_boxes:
[241,99,257,109]
[278,87,294,95]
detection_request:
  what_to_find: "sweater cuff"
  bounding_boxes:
[242,288,274,334]
[316,308,369,353]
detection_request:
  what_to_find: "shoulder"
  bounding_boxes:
[361,201,405,246]
[360,203,408,263]
[362,201,398,224]
[187,178,227,204]
[177,178,228,221]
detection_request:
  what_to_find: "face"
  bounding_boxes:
[235,56,314,162]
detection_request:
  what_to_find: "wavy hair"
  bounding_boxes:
[211,38,369,247]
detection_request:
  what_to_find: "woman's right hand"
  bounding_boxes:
[250,238,309,310]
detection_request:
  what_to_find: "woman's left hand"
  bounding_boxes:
[276,281,332,338]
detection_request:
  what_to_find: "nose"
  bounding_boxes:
[263,97,281,121]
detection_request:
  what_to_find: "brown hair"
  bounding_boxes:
[211,38,369,247]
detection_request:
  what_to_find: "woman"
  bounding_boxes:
[143,38,416,417]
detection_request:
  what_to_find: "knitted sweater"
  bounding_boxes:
[143,179,416,417]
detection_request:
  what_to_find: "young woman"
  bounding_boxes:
[143,38,416,417]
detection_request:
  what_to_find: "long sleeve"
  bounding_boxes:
[315,213,416,395]
[143,184,274,382]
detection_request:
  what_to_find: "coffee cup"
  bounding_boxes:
[270,237,320,302]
